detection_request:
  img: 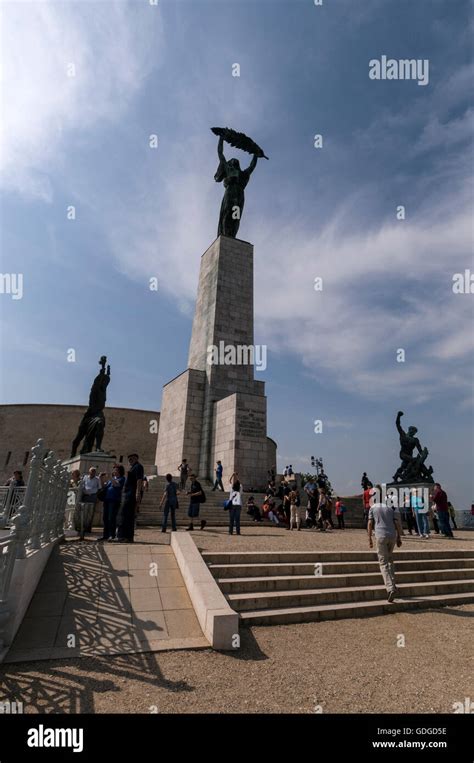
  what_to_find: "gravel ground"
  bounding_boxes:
[1,605,473,714]
[1,527,472,714]
[193,525,474,553]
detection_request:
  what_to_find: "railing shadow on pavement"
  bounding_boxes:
[0,650,195,714]
[1,539,196,712]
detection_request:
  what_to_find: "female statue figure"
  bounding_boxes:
[214,136,258,238]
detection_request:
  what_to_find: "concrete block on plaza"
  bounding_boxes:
[171,531,239,650]
[206,608,240,651]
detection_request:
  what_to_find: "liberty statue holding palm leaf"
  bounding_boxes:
[211,127,268,238]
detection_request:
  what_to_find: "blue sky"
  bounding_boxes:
[1,0,473,507]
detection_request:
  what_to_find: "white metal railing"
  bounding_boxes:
[64,488,78,534]
[0,486,27,528]
[0,439,70,649]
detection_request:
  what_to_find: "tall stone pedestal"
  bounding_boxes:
[155,236,275,490]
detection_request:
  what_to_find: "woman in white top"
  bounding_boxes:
[229,479,243,536]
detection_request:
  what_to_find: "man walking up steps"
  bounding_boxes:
[368,501,403,603]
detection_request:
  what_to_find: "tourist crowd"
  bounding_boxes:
[34,456,461,544]
[68,455,145,543]
[244,475,347,533]
[362,478,457,539]
[66,458,350,539]
[367,480,458,605]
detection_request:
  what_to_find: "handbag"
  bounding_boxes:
[97,486,107,502]
[223,498,233,510]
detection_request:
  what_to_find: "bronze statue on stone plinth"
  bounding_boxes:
[70,356,110,457]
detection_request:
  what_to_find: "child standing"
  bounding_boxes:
[335,497,346,529]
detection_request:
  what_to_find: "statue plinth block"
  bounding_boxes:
[62,452,117,477]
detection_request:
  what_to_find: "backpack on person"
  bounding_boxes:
[199,487,206,503]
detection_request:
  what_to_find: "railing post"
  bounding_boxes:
[0,536,18,651]
[52,460,68,541]
[11,439,46,559]
[5,483,14,521]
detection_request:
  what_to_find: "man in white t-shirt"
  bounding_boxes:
[81,468,101,497]
[368,502,402,602]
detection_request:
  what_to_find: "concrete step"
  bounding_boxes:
[229,579,474,612]
[136,512,272,527]
[138,516,361,528]
[137,521,280,528]
[208,557,474,578]
[139,510,362,526]
[138,497,286,527]
[138,499,258,509]
[138,488,367,527]
[139,493,270,513]
[240,591,474,625]
[218,567,474,594]
[138,507,251,515]
[202,549,474,565]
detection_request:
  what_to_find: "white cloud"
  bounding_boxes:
[0,0,162,200]
[431,323,474,361]
[412,108,474,156]
[252,195,473,403]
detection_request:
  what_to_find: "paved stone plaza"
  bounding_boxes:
[4,536,207,664]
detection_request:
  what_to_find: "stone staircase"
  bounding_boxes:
[138,476,365,528]
[202,549,474,625]
[137,475,271,527]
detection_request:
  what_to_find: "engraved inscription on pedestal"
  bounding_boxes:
[239,408,266,439]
